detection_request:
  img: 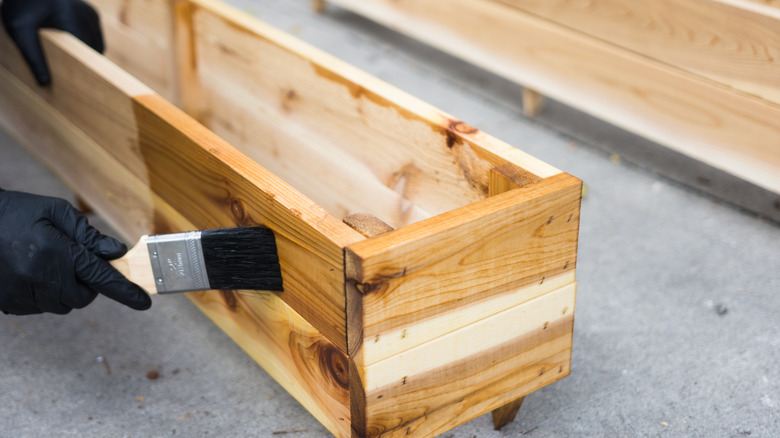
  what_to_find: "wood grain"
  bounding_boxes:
[0,28,365,352]
[189,289,352,437]
[109,236,158,295]
[347,173,581,358]
[362,283,575,393]
[494,0,780,103]
[0,5,584,436]
[179,0,559,224]
[357,271,574,368]
[0,28,354,437]
[379,349,570,437]
[132,92,364,351]
[91,0,176,99]
[326,0,780,196]
[0,64,154,240]
[365,311,573,436]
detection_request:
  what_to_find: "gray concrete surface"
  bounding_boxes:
[2,1,779,436]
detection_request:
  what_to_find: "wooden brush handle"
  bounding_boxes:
[110,236,159,295]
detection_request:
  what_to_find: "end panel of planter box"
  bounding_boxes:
[345,173,581,436]
[346,174,581,361]
[327,0,780,211]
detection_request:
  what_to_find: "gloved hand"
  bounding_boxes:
[1,0,104,86]
[0,190,151,315]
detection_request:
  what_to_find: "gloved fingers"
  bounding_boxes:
[71,241,152,311]
[51,275,96,313]
[3,22,51,85]
[45,197,128,260]
[48,0,104,53]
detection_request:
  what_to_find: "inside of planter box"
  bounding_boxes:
[99,0,560,230]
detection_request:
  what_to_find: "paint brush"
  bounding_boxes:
[110,227,283,295]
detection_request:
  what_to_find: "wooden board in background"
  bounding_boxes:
[493,0,780,103]
[96,0,177,100]
[325,0,780,202]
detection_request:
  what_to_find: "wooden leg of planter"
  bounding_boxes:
[491,396,525,430]
[522,87,544,117]
[312,0,325,13]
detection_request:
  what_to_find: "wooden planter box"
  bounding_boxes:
[0,0,581,436]
[323,0,780,221]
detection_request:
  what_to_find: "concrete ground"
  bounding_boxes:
[1,1,779,436]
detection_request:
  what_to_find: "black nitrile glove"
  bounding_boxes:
[0,190,151,315]
[1,0,104,86]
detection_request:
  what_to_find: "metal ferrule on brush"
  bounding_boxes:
[146,231,211,294]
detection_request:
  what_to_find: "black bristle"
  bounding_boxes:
[200,227,283,291]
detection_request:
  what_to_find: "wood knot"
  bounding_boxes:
[355,280,389,295]
[281,89,298,112]
[448,119,478,135]
[227,198,257,226]
[230,198,247,221]
[319,344,349,390]
[222,290,238,309]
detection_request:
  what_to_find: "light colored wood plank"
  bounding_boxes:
[189,289,352,437]
[0,27,154,180]
[171,0,200,110]
[362,283,575,393]
[743,0,780,7]
[92,0,176,99]
[132,92,364,351]
[0,28,365,352]
[494,0,780,103]
[109,236,158,295]
[182,3,435,228]
[0,63,156,240]
[492,396,525,430]
[347,173,581,359]
[327,0,780,196]
[184,0,559,222]
[358,271,574,368]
